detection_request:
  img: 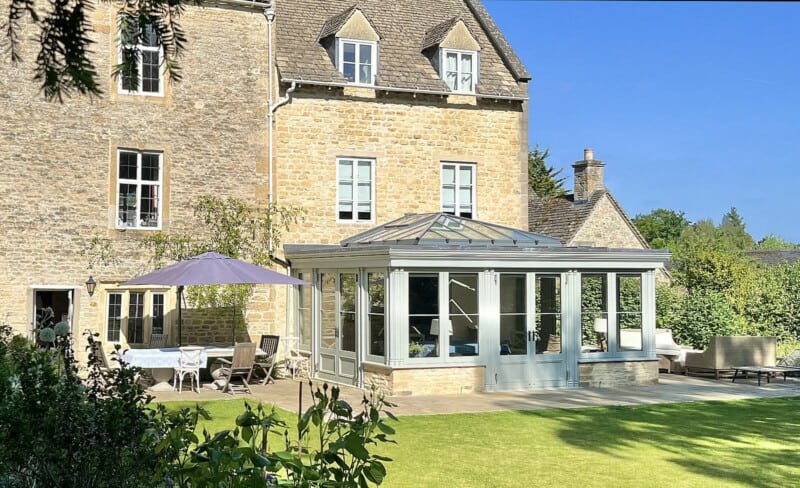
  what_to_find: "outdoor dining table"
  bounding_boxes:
[122,346,265,391]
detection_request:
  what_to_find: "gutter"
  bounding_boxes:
[281,77,528,102]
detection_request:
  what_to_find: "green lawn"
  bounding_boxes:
[161,397,800,487]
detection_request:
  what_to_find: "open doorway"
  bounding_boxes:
[32,288,74,343]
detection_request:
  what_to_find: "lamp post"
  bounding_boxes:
[85,276,97,297]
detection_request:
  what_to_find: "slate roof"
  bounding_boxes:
[275,0,530,98]
[420,17,462,51]
[528,190,648,247]
[317,6,362,41]
[745,250,800,266]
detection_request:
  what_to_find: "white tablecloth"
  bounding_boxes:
[122,346,265,368]
[122,348,210,369]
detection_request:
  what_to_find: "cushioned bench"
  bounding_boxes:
[684,336,776,379]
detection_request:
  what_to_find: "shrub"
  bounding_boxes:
[668,289,741,349]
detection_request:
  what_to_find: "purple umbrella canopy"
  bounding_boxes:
[123,251,307,286]
[123,251,308,345]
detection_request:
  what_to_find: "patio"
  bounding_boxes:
[147,373,800,416]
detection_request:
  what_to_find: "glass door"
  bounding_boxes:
[317,272,358,385]
[495,273,533,390]
[532,274,568,388]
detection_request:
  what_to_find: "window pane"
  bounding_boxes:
[151,293,165,335]
[106,294,122,342]
[357,161,371,181]
[459,188,472,207]
[442,187,455,205]
[359,64,372,84]
[359,44,372,64]
[357,182,371,202]
[141,153,159,181]
[458,166,472,185]
[618,275,643,351]
[343,42,356,63]
[446,52,457,71]
[343,62,356,82]
[338,160,353,180]
[581,274,608,352]
[121,51,136,91]
[409,274,439,358]
[320,273,336,349]
[368,272,385,357]
[500,315,526,355]
[118,183,138,227]
[139,184,159,227]
[445,71,457,90]
[142,50,160,93]
[500,274,525,314]
[536,275,561,354]
[142,23,159,47]
[339,183,353,202]
[340,274,356,353]
[449,274,478,357]
[119,152,138,180]
[442,165,455,184]
[461,53,473,73]
[128,292,145,344]
[296,271,312,351]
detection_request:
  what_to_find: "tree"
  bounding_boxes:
[756,234,799,250]
[718,206,755,251]
[632,208,690,250]
[528,146,567,197]
[4,0,189,101]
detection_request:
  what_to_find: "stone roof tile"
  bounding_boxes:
[275,0,528,98]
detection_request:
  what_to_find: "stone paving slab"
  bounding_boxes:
[148,373,800,416]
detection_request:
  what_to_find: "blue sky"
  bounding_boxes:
[484,1,800,243]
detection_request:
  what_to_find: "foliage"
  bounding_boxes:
[662,289,741,350]
[677,249,750,293]
[0,327,397,487]
[152,383,396,487]
[718,206,755,251]
[3,0,194,101]
[756,234,799,250]
[632,208,690,251]
[80,236,121,270]
[528,146,567,198]
[0,330,161,487]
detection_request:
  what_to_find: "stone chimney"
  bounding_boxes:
[572,148,605,202]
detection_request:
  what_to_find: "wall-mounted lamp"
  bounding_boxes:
[85,276,97,297]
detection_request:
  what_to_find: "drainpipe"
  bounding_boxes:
[264,3,297,265]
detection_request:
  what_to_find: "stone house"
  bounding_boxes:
[0,0,668,394]
[528,148,649,249]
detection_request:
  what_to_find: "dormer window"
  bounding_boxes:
[338,39,376,85]
[442,49,476,93]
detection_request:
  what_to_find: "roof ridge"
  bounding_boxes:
[462,0,530,81]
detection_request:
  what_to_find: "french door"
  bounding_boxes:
[317,272,359,385]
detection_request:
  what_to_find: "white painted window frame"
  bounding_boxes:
[441,48,478,94]
[117,23,164,97]
[336,157,375,223]
[440,162,477,219]
[337,38,378,86]
[116,149,163,230]
[151,292,166,335]
[106,292,124,343]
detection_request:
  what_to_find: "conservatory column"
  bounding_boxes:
[387,270,408,367]
[642,270,656,356]
[564,270,581,388]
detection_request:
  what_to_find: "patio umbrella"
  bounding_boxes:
[123,251,307,345]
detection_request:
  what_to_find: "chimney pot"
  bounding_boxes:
[584,148,594,161]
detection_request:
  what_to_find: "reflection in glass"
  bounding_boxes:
[617,275,643,351]
[500,274,526,355]
[296,271,312,351]
[581,274,607,352]
[368,272,385,357]
[320,273,336,349]
[449,273,478,357]
[535,275,561,354]
[340,273,356,352]
[408,274,439,358]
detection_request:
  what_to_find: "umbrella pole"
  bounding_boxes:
[177,285,184,347]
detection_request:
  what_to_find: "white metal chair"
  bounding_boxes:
[173,346,204,393]
[283,336,310,380]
